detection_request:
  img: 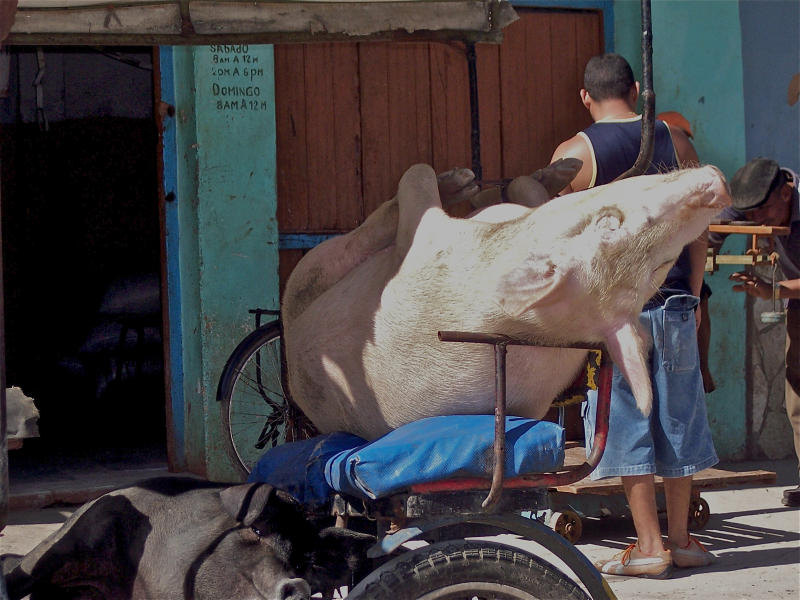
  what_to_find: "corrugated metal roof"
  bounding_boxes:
[6,0,518,45]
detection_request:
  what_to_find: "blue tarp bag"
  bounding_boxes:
[326,415,564,500]
[248,431,366,506]
[250,415,564,504]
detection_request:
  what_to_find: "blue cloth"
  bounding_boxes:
[248,431,367,506]
[249,415,565,503]
[583,295,719,479]
[581,117,678,185]
[325,415,565,500]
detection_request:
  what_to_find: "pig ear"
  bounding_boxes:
[605,320,653,416]
[219,483,276,527]
[496,254,566,317]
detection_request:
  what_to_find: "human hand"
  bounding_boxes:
[729,272,773,300]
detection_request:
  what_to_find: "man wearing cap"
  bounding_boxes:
[708,157,800,507]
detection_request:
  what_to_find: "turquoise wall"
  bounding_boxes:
[739,0,799,168]
[161,45,279,480]
[159,2,786,474]
[615,0,749,459]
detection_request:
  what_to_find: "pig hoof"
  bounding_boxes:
[437,167,479,207]
[530,157,583,198]
[505,176,550,208]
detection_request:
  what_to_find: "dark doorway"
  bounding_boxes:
[0,47,166,476]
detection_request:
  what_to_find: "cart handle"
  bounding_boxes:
[437,331,612,512]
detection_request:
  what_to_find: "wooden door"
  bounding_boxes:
[275,7,604,293]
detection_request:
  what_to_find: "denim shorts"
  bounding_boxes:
[584,294,718,480]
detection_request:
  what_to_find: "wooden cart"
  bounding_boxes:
[537,442,776,543]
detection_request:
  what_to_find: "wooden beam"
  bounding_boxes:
[7,1,517,46]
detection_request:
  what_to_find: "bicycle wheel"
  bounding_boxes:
[217,321,314,475]
[347,539,589,600]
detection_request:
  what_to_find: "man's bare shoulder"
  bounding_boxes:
[665,123,700,168]
[551,134,590,163]
[551,135,592,193]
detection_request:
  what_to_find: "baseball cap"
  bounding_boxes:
[730,158,782,211]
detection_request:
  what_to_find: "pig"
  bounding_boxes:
[282,164,731,440]
[1,477,374,600]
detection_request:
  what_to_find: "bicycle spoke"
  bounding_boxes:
[220,321,295,474]
[232,376,284,408]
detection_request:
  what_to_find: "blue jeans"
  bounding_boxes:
[584,294,718,480]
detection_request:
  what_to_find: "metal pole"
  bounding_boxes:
[615,0,654,181]
[0,149,9,600]
[482,341,507,511]
[466,41,482,182]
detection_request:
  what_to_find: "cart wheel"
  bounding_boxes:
[688,496,710,530]
[347,539,589,600]
[551,510,583,543]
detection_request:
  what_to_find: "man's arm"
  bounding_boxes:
[672,124,706,329]
[669,125,700,168]
[688,233,708,298]
[688,232,708,331]
[730,273,800,300]
[778,278,800,299]
[550,135,593,194]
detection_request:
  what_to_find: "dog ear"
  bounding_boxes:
[219,483,276,527]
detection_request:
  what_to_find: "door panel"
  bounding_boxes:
[275,8,603,293]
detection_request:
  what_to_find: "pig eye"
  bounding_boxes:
[597,215,619,230]
[595,207,624,232]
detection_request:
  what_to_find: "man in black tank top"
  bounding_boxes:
[549,53,717,577]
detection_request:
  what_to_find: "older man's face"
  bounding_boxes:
[746,183,792,226]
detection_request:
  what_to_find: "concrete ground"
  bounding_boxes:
[517,458,800,599]
[1,460,798,599]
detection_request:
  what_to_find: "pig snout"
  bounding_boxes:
[276,577,311,600]
[679,165,731,212]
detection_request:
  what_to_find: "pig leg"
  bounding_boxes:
[469,158,584,209]
[282,198,399,323]
[531,157,583,198]
[283,166,476,324]
[395,164,446,256]
[437,167,480,208]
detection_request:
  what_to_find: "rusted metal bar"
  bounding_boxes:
[483,342,507,511]
[438,330,604,351]
[437,331,609,509]
[614,0,654,181]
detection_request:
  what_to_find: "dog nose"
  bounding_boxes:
[277,577,311,600]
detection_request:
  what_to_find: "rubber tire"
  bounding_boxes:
[347,539,589,600]
[551,510,583,543]
[217,321,289,476]
[688,496,710,530]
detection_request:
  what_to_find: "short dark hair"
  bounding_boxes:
[583,53,636,101]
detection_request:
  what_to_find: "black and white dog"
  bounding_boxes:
[1,477,374,600]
